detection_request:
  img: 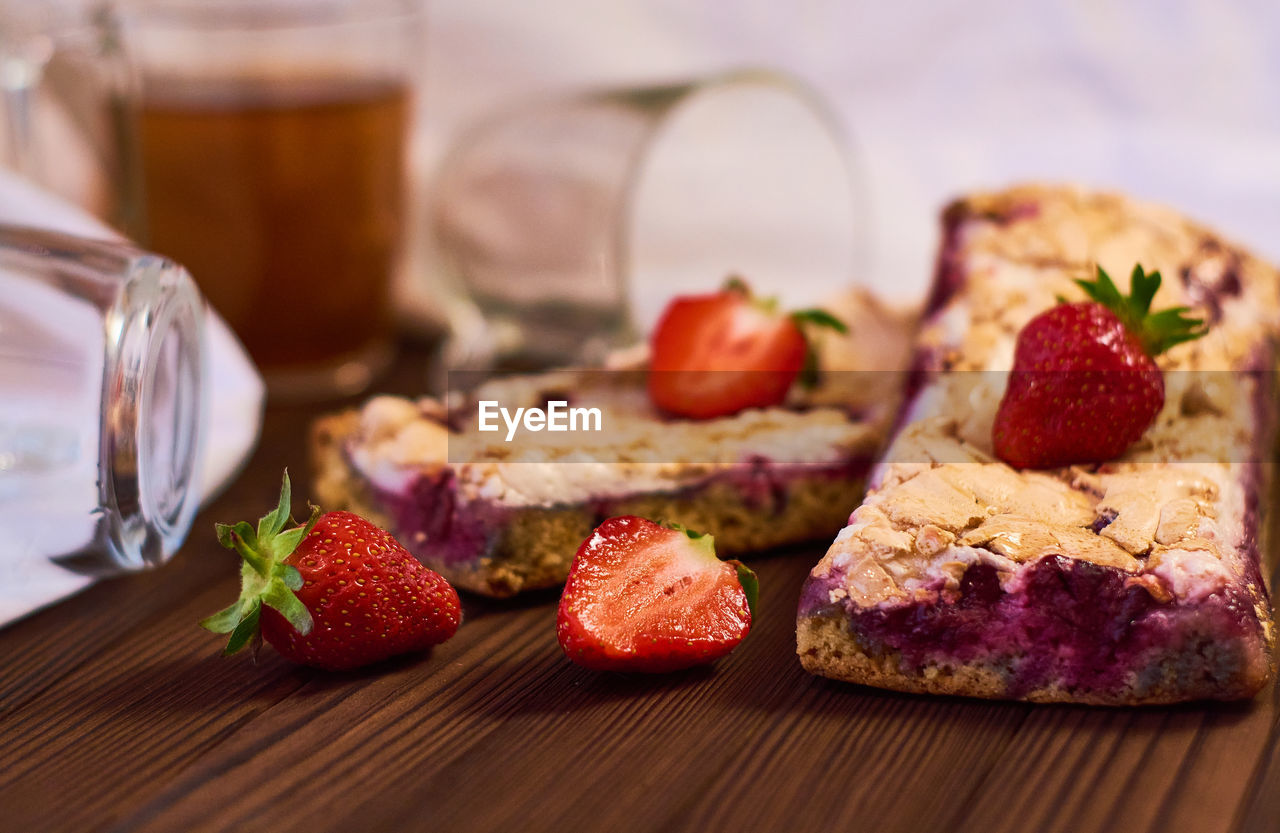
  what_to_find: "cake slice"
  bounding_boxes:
[312,290,914,597]
[797,185,1280,704]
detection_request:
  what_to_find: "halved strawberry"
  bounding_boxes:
[556,516,757,673]
[648,277,847,419]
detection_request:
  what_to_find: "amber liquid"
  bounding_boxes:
[137,76,409,376]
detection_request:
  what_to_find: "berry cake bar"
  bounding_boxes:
[312,291,914,597]
[797,185,1280,704]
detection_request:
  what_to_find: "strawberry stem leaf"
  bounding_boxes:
[225,530,269,577]
[263,579,314,636]
[721,275,751,296]
[202,470,323,654]
[300,504,322,538]
[791,308,849,335]
[216,520,258,551]
[272,525,311,562]
[798,346,820,390]
[1074,264,1208,356]
[1128,263,1160,313]
[733,561,759,620]
[200,599,247,634]
[1077,266,1125,311]
[281,564,304,591]
[223,602,261,655]
[791,307,849,391]
[257,470,294,540]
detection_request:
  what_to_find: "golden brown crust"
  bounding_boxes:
[798,615,1010,699]
[797,615,1269,705]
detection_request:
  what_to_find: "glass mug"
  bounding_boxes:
[0,225,204,576]
[115,0,425,400]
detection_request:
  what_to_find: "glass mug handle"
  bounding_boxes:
[0,225,204,574]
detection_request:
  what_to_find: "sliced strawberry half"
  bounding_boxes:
[556,516,757,673]
[648,277,847,419]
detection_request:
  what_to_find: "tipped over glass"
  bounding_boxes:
[0,225,204,576]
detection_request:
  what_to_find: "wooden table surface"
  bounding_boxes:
[4,345,1280,833]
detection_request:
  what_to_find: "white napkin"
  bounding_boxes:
[0,167,265,626]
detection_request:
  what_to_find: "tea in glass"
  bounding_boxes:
[120,0,423,399]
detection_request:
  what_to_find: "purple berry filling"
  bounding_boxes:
[365,455,874,568]
[1180,240,1243,324]
[1090,510,1117,533]
[371,469,512,566]
[800,556,1267,698]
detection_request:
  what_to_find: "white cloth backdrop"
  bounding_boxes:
[410,0,1280,310]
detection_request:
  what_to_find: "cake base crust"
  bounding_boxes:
[798,614,1269,706]
[313,411,874,597]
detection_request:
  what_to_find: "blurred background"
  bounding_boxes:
[4,0,1278,379]
[418,0,1280,294]
[0,0,1277,622]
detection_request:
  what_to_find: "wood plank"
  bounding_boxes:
[1228,649,1280,832]
[100,555,1038,833]
[949,699,1276,833]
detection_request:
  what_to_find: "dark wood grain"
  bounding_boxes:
[2,343,1278,833]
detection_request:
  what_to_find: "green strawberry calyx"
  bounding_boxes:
[660,520,759,619]
[1074,264,1208,356]
[199,471,320,656]
[733,561,759,620]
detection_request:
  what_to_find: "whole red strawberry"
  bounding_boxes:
[557,516,757,672]
[993,265,1206,469]
[201,472,461,670]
